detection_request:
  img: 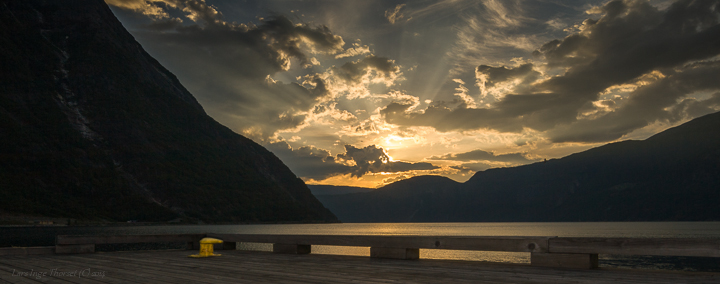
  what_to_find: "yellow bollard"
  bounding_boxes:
[189,238,223,258]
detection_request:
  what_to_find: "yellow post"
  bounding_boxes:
[189,238,223,258]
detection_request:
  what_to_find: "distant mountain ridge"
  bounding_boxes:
[316,176,461,222]
[0,0,336,223]
[318,111,720,222]
[308,185,374,196]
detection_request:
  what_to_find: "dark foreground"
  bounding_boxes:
[0,250,718,284]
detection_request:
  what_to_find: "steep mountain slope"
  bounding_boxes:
[463,110,720,221]
[0,0,337,223]
[319,111,720,222]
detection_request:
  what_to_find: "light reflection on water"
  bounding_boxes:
[238,243,528,263]
[3,222,720,270]
[240,244,529,264]
[225,222,720,238]
[233,222,720,267]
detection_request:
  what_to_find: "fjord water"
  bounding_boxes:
[3,222,720,271]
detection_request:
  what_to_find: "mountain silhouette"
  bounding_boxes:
[318,111,720,222]
[0,0,336,223]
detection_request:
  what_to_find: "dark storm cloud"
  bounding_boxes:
[268,142,440,180]
[476,63,540,90]
[260,16,345,67]
[179,0,223,24]
[334,55,399,84]
[670,92,720,121]
[547,61,720,142]
[107,0,345,139]
[106,0,221,22]
[381,102,524,132]
[145,18,183,30]
[266,141,351,180]
[381,0,720,142]
[247,77,329,136]
[429,149,536,163]
[338,145,439,177]
[150,14,343,77]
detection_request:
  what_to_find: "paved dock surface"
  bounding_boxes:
[0,250,718,283]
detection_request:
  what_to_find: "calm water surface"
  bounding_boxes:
[3,222,720,271]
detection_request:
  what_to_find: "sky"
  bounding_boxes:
[106,0,720,188]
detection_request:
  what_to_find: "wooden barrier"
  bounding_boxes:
[0,246,55,256]
[549,237,720,257]
[53,233,720,270]
[55,234,206,254]
[531,252,599,269]
[371,247,420,260]
[206,234,551,253]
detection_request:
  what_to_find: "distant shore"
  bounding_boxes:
[0,214,340,227]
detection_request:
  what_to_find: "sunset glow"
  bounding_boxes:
[107,0,720,188]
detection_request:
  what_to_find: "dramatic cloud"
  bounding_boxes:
[381,102,522,133]
[547,61,720,142]
[105,0,172,19]
[385,4,407,24]
[266,141,351,180]
[108,0,720,187]
[476,63,540,100]
[298,54,404,102]
[338,145,439,177]
[449,0,540,73]
[333,56,400,86]
[268,142,439,180]
[335,42,372,59]
[669,92,720,121]
[108,1,345,139]
[430,149,536,163]
[107,0,230,24]
[381,0,720,142]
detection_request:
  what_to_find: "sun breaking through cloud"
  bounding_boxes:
[107,0,720,187]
